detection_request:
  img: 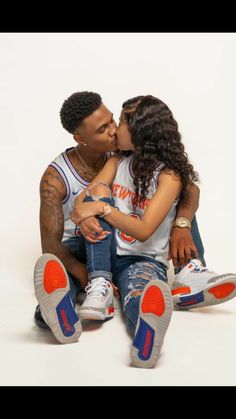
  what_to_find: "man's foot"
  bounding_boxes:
[79,277,114,320]
[130,279,173,369]
[34,304,49,329]
[172,259,236,309]
[34,253,82,343]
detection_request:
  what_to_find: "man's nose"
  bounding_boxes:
[109,123,117,136]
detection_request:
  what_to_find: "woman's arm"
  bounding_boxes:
[74,155,121,207]
[103,171,181,241]
[72,171,181,242]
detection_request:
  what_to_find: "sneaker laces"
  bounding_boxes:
[190,259,216,275]
[85,278,110,301]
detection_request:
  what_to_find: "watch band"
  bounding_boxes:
[100,204,112,218]
[173,217,191,229]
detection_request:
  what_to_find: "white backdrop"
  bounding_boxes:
[1,33,236,385]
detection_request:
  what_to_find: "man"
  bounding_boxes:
[34,91,236,344]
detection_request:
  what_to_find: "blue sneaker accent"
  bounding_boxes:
[56,292,79,337]
[133,318,155,361]
[177,290,204,307]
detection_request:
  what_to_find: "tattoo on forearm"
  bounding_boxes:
[40,176,65,248]
[39,170,87,287]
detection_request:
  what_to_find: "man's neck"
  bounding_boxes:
[76,147,106,168]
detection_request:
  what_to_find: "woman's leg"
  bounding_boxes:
[79,184,117,320]
[115,256,167,336]
[115,256,173,368]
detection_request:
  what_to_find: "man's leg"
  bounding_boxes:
[172,216,236,309]
[190,216,206,266]
[34,253,82,344]
[34,236,85,327]
[115,256,173,368]
[34,237,85,336]
[34,272,82,329]
[34,271,81,329]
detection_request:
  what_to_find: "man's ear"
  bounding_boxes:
[73,133,85,147]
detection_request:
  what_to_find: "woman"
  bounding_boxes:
[71,95,199,368]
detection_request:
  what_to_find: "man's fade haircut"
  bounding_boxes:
[60,91,102,134]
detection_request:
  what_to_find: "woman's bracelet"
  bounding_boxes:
[100,203,112,218]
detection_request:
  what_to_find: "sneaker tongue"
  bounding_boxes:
[88,277,108,298]
[91,277,107,286]
[189,259,203,271]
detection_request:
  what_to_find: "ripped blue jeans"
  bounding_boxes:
[83,193,205,337]
[113,256,168,337]
[79,194,168,337]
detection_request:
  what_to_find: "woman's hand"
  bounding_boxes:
[71,202,111,243]
[78,216,102,237]
[79,217,112,243]
[71,201,103,225]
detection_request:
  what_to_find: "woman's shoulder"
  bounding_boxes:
[159,168,181,183]
[109,152,133,166]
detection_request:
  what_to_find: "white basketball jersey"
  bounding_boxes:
[112,155,178,267]
[49,147,111,242]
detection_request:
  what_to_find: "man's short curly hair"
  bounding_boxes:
[60,91,102,134]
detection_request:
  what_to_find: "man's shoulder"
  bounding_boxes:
[41,147,71,180]
[40,164,67,196]
[49,147,74,165]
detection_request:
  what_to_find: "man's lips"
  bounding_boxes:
[110,138,118,146]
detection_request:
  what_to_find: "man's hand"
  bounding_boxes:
[77,263,89,289]
[168,227,199,269]
[79,216,111,243]
[111,283,120,299]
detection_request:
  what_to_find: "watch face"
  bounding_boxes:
[174,217,191,228]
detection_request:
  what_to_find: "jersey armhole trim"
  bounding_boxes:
[49,162,71,204]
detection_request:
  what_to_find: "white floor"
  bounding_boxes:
[1,147,236,386]
[1,255,236,386]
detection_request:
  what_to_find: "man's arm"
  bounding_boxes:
[169,183,200,268]
[175,182,200,220]
[40,166,88,289]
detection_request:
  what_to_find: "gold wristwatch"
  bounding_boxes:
[173,217,191,229]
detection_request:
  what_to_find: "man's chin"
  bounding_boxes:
[108,143,118,152]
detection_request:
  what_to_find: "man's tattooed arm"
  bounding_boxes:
[39,166,88,289]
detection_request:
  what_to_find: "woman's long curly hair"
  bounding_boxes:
[121,95,199,206]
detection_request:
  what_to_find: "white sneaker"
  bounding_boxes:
[34,253,82,344]
[172,259,236,309]
[79,277,114,321]
[130,279,173,369]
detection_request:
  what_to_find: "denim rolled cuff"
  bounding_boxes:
[88,270,112,282]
